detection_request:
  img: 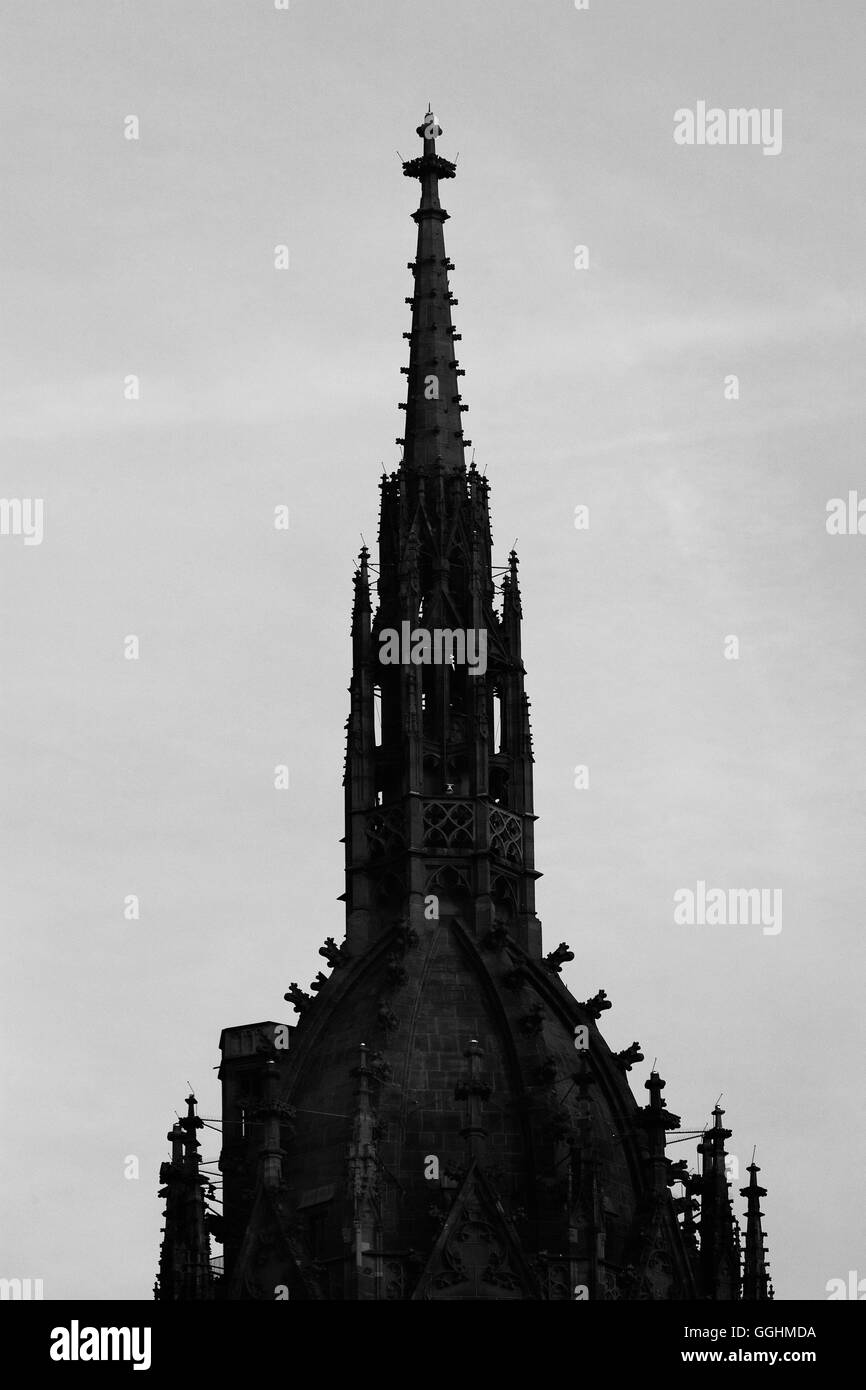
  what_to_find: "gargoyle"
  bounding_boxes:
[579,988,611,1020]
[613,1041,644,1071]
[318,936,350,969]
[642,1103,681,1132]
[284,982,311,1014]
[666,1159,689,1186]
[543,942,574,974]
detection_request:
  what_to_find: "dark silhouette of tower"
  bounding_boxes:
[741,1158,774,1301]
[154,1095,213,1301]
[155,112,774,1301]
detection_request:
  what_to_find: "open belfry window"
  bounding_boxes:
[492,686,503,753]
[373,684,382,747]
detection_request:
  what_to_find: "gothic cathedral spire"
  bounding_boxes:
[344,110,541,959]
[157,111,776,1303]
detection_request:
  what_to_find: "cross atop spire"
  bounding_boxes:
[417,107,440,141]
[180,1092,204,1177]
[402,108,455,192]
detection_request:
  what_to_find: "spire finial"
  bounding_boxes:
[180,1092,204,1176]
[399,110,463,475]
[416,107,441,145]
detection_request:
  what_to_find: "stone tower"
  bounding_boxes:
[156,112,773,1301]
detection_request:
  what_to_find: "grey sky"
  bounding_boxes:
[1,0,864,1299]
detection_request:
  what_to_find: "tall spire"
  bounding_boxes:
[162,111,780,1305]
[697,1103,740,1300]
[155,1094,213,1300]
[400,110,468,474]
[642,1070,675,1196]
[740,1158,773,1300]
[342,108,541,959]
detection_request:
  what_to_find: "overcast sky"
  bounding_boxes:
[1,0,864,1301]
